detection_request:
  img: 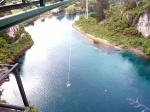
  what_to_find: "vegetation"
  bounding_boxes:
[94,0,105,22]
[0,25,33,64]
[74,0,150,55]
[65,4,76,14]
[11,9,22,14]
[0,99,6,103]
[29,102,39,112]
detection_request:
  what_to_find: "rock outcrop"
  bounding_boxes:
[6,25,19,37]
[137,12,150,37]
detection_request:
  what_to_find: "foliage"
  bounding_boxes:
[124,1,137,10]
[0,32,14,44]
[0,38,7,48]
[123,27,139,36]
[11,9,21,14]
[65,4,76,14]
[0,26,33,64]
[74,15,150,55]
[0,100,6,103]
[143,3,150,13]
[74,0,150,56]
[94,0,105,22]
[100,0,109,9]
[29,102,39,112]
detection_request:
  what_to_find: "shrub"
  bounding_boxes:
[125,1,137,10]
[65,5,76,14]
[0,100,6,103]
[89,12,95,18]
[0,38,7,48]
[146,47,150,55]
[143,3,150,13]
[123,27,138,36]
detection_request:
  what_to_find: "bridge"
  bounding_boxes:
[0,0,73,32]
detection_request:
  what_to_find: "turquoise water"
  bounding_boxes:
[3,13,150,112]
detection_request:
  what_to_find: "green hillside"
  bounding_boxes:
[0,25,33,64]
[74,0,150,55]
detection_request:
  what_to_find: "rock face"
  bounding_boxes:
[137,13,150,37]
[6,25,19,37]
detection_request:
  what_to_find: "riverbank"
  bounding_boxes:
[72,24,150,58]
[13,41,33,63]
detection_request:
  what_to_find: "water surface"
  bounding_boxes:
[2,13,150,112]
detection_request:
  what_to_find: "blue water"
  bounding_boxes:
[3,13,150,112]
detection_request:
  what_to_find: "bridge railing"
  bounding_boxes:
[0,0,73,31]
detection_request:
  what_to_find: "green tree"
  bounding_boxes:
[100,0,109,9]
[94,0,105,22]
[0,38,7,48]
[65,5,76,14]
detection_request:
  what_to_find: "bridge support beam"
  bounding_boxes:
[22,0,25,3]
[40,0,45,6]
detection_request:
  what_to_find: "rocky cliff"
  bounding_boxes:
[137,12,150,37]
[6,25,19,37]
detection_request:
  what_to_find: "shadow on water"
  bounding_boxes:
[66,12,84,21]
[66,14,76,21]
[41,19,45,22]
[119,51,150,81]
[93,43,118,55]
[56,14,65,21]
[17,53,26,75]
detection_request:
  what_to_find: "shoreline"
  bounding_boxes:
[72,24,150,59]
[13,42,34,64]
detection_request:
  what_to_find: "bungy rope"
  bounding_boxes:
[66,36,71,87]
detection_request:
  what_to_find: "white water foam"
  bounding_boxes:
[127,98,150,112]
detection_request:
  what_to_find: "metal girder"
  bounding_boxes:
[23,0,39,7]
[0,104,30,112]
[0,0,73,31]
[40,0,45,6]
[0,63,29,108]
[0,1,39,12]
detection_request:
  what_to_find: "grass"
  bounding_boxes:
[11,9,22,14]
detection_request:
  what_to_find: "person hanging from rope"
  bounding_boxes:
[66,81,71,87]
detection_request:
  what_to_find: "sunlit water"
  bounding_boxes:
[2,13,150,112]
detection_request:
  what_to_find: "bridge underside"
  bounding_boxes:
[0,0,73,31]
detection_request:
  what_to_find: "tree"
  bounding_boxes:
[94,0,105,22]
[0,38,7,48]
[100,0,109,9]
[65,5,76,14]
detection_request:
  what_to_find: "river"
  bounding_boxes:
[2,13,150,112]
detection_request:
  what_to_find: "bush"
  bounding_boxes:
[123,27,138,36]
[143,3,150,13]
[65,5,76,14]
[125,1,137,10]
[146,47,150,55]
[0,38,7,48]
[0,32,14,44]
[0,100,6,103]
[89,12,95,18]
